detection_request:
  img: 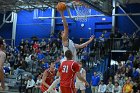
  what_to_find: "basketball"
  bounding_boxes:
[56,2,67,11]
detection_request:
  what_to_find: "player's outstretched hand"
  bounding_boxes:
[89,35,94,41]
[85,81,90,87]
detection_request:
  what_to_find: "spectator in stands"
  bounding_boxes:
[132,80,140,93]
[119,76,125,87]
[114,72,120,82]
[20,39,25,46]
[9,53,15,67]
[123,79,133,93]
[56,38,61,49]
[118,62,123,70]
[134,55,140,68]
[3,60,11,74]
[125,67,132,77]
[106,81,114,93]
[31,55,39,71]
[98,80,106,93]
[125,60,133,69]
[25,54,31,63]
[14,58,26,75]
[128,77,134,86]
[37,51,45,61]
[113,82,122,93]
[13,46,19,56]
[132,68,139,80]
[91,71,100,93]
[136,65,140,74]
[26,75,35,93]
[24,40,30,53]
[33,41,40,53]
[33,41,39,49]
[121,33,129,49]
[7,46,13,53]
[120,66,126,75]
[128,53,134,62]
[132,32,136,42]
[14,57,20,69]
[40,39,46,50]
[99,33,105,57]
[115,30,122,49]
[19,39,25,55]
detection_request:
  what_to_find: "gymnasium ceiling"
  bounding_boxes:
[0,0,139,14]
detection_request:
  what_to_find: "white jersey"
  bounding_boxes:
[63,39,77,61]
[76,68,86,83]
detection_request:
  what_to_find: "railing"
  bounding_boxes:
[78,37,139,68]
[16,74,26,93]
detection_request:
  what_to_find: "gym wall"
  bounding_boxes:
[117,4,140,34]
[0,12,13,45]
[16,9,52,45]
[0,8,112,45]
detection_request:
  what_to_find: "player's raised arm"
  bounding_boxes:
[60,11,68,41]
[75,35,94,49]
[57,2,69,43]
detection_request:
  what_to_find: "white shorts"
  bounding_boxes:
[75,82,86,90]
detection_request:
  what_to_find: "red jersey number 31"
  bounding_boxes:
[62,65,68,73]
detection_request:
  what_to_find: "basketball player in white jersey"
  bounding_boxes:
[75,62,86,93]
[46,4,94,93]
[0,38,6,90]
[59,11,94,61]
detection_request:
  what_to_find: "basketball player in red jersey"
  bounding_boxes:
[0,37,6,90]
[40,62,56,93]
[58,50,89,93]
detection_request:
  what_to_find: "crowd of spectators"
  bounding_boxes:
[90,52,140,93]
[4,38,62,74]
[3,38,63,92]
[2,31,140,93]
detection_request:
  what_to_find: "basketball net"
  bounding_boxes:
[73,1,91,22]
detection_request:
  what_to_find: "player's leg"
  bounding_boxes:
[81,90,85,93]
[75,82,80,93]
[80,83,86,93]
[0,69,5,90]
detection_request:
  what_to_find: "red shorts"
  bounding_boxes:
[60,86,76,93]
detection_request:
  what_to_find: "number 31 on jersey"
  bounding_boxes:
[62,65,68,73]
